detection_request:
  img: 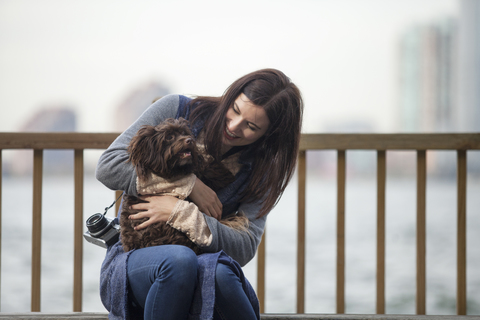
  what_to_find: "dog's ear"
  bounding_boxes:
[177,118,193,134]
[177,117,188,126]
[128,125,168,178]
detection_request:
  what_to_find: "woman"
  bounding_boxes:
[96,68,303,320]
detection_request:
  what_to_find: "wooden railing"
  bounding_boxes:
[0,133,118,313]
[0,132,479,315]
[294,134,480,316]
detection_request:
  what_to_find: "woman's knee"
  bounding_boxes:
[154,245,198,282]
[215,263,240,289]
[129,245,198,284]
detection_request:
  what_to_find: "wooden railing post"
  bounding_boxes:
[257,230,266,313]
[31,149,43,312]
[456,150,467,315]
[297,150,306,313]
[416,150,427,315]
[336,150,346,314]
[73,150,84,311]
[0,151,2,311]
[376,150,386,314]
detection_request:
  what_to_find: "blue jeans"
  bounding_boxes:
[127,245,257,320]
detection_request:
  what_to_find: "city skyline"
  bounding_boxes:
[0,0,459,134]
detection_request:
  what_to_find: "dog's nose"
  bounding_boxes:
[185,138,193,144]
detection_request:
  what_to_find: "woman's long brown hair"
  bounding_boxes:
[189,69,303,217]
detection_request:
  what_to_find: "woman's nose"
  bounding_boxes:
[228,117,241,132]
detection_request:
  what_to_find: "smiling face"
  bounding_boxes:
[222,93,270,153]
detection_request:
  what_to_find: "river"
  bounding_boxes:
[1,173,479,315]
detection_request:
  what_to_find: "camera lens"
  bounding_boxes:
[86,213,109,234]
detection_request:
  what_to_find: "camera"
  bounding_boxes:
[83,213,120,248]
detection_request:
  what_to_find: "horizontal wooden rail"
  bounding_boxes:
[0,133,119,149]
[300,133,480,150]
[1,132,480,150]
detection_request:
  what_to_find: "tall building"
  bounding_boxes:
[398,9,480,176]
[397,18,458,176]
[19,106,76,132]
[458,0,480,175]
[114,81,171,132]
[398,18,457,132]
[9,105,77,175]
[457,0,480,132]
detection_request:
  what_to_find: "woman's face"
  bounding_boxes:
[222,93,270,152]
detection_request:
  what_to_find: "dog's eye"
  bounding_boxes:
[166,134,175,141]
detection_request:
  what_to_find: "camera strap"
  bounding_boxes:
[103,193,123,216]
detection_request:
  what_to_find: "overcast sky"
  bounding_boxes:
[0,0,457,133]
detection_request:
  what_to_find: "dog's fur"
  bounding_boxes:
[120,118,248,253]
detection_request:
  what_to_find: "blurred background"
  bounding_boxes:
[2,0,479,134]
[1,0,479,315]
[1,0,479,175]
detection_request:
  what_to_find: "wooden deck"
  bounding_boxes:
[0,313,479,320]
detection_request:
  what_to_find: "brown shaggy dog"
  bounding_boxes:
[120,118,248,253]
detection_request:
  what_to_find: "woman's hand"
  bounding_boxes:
[129,195,179,230]
[189,177,222,220]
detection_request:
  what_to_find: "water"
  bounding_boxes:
[1,173,479,315]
